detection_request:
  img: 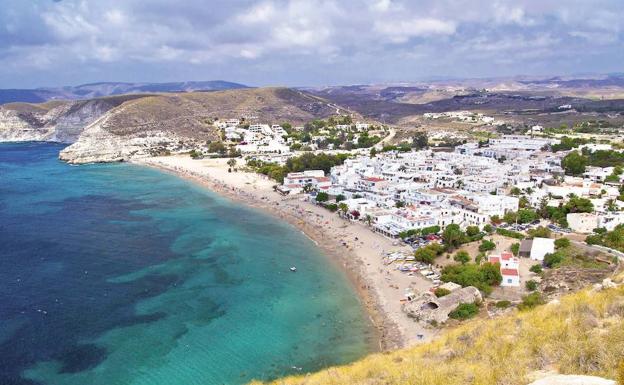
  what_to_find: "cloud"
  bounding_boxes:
[0,0,623,87]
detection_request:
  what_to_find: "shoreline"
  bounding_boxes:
[134,155,437,350]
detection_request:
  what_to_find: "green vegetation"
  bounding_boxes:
[586,224,624,253]
[511,242,520,256]
[448,303,479,320]
[441,262,502,295]
[413,243,445,264]
[562,151,588,176]
[529,264,543,274]
[562,149,624,176]
[478,240,496,252]
[551,136,589,152]
[453,251,471,265]
[555,237,571,249]
[496,228,524,240]
[525,280,538,291]
[398,225,441,239]
[189,149,203,159]
[527,226,551,239]
[315,192,329,202]
[247,152,349,183]
[518,292,545,311]
[434,288,451,298]
[494,300,511,309]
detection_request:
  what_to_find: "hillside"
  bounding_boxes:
[251,272,624,385]
[50,87,349,163]
[0,80,248,104]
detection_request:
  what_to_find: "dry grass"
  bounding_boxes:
[251,272,624,385]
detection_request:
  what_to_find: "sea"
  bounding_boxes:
[0,142,373,385]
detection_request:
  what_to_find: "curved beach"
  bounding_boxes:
[137,155,436,349]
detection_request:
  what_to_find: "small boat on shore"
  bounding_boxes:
[290,266,297,272]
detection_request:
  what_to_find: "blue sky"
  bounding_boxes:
[1,0,623,88]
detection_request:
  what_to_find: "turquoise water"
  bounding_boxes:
[0,142,373,385]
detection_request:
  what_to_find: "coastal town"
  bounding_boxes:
[141,113,624,346]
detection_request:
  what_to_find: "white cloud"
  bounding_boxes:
[374,18,456,43]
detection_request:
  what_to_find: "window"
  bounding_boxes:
[507,279,512,284]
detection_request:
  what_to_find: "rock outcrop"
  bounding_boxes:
[402,286,482,324]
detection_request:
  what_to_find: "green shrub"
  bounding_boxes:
[315,192,329,202]
[527,226,551,238]
[449,303,479,320]
[479,240,496,252]
[554,238,571,249]
[325,203,338,212]
[414,243,445,264]
[495,300,511,309]
[518,292,545,311]
[529,264,543,274]
[441,262,502,295]
[483,224,494,234]
[496,228,524,240]
[544,251,565,268]
[434,288,451,298]
[526,280,538,291]
[453,251,471,264]
[510,242,520,256]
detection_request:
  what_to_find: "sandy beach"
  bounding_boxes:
[135,155,437,349]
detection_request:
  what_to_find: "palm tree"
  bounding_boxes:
[365,214,372,226]
[227,158,237,169]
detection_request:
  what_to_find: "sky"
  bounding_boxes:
[1,0,623,88]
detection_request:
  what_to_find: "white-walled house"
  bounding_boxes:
[519,238,555,261]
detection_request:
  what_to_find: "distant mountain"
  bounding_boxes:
[0,81,249,104]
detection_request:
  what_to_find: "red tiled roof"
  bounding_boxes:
[501,252,513,260]
[501,268,519,276]
[488,256,500,264]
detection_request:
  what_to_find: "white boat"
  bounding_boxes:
[290,266,297,272]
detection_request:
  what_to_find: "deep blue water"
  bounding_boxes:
[0,142,373,385]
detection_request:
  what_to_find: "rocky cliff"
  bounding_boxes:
[2,87,349,164]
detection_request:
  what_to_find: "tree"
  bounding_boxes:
[517,209,538,224]
[208,141,227,155]
[519,196,530,209]
[478,239,496,252]
[483,224,494,234]
[395,201,406,208]
[338,202,349,216]
[466,226,480,237]
[335,194,346,202]
[442,224,465,250]
[413,244,443,264]
[561,151,588,176]
[226,158,237,169]
[411,131,428,150]
[564,196,593,213]
[490,215,502,225]
[554,237,570,249]
[315,192,329,202]
[510,242,520,256]
[454,250,471,264]
[510,187,521,196]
